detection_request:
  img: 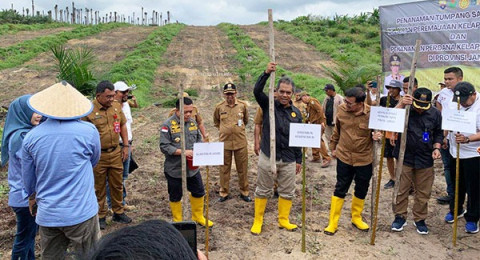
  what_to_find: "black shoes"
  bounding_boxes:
[99,217,106,230]
[384,179,395,189]
[112,213,132,224]
[240,194,252,202]
[218,195,230,202]
[437,195,450,205]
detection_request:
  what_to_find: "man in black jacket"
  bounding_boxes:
[250,62,302,235]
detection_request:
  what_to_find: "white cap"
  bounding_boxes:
[114,81,132,91]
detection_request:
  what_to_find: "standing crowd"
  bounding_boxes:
[1,60,479,259]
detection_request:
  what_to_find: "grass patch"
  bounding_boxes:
[217,23,330,99]
[0,23,128,70]
[107,23,185,107]
[0,22,72,36]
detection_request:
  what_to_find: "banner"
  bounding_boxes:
[380,0,480,92]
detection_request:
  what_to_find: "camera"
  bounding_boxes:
[370,81,377,88]
[127,95,133,99]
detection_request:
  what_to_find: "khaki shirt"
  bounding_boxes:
[306,97,325,124]
[254,107,263,125]
[168,106,203,125]
[83,99,126,150]
[330,103,373,166]
[213,99,248,150]
[293,100,307,116]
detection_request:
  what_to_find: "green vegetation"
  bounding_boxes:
[107,24,185,107]
[217,23,329,98]
[51,45,96,96]
[274,12,382,91]
[0,9,53,24]
[0,23,127,70]
[0,22,71,36]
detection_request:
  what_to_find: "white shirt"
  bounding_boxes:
[447,93,480,159]
[437,88,456,111]
[121,101,133,141]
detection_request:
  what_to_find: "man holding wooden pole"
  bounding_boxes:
[444,82,480,234]
[250,62,302,235]
[390,88,443,235]
[325,87,382,235]
[160,97,213,227]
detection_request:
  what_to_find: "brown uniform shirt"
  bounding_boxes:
[168,106,202,125]
[293,100,307,116]
[306,97,326,124]
[214,99,248,150]
[254,107,263,125]
[329,103,373,166]
[83,99,126,150]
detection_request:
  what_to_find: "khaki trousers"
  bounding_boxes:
[324,125,334,150]
[312,138,330,161]
[94,147,124,218]
[40,215,100,260]
[393,165,434,222]
[219,146,249,197]
[255,152,296,199]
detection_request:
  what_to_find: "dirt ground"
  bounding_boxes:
[0,26,75,48]
[1,25,480,259]
[0,26,155,108]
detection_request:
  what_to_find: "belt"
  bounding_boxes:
[101,146,118,153]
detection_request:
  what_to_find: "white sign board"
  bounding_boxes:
[193,142,224,166]
[442,109,477,134]
[289,123,321,148]
[369,106,406,133]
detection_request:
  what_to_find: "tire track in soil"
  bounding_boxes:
[241,24,335,79]
[0,26,155,107]
[0,27,75,48]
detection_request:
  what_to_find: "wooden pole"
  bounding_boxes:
[453,97,461,247]
[205,166,210,258]
[370,95,390,245]
[268,9,277,175]
[391,39,422,208]
[179,85,189,219]
[301,147,306,252]
[370,74,383,227]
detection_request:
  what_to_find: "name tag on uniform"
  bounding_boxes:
[189,126,198,131]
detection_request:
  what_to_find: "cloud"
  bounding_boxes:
[2,0,424,25]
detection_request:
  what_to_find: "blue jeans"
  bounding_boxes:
[440,143,453,197]
[11,207,37,260]
[106,146,131,208]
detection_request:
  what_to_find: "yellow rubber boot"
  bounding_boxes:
[278,197,298,231]
[250,197,268,235]
[169,201,182,222]
[324,196,345,235]
[190,195,214,227]
[351,196,369,231]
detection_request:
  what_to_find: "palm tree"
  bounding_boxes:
[50,45,96,96]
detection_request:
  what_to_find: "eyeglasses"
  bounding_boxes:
[344,98,357,106]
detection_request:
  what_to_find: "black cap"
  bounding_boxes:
[390,54,401,66]
[324,84,335,91]
[223,83,236,93]
[412,88,432,110]
[452,82,475,104]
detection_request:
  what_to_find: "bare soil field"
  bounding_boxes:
[1,25,479,259]
[0,26,155,108]
[0,27,75,48]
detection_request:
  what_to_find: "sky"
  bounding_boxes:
[1,0,424,25]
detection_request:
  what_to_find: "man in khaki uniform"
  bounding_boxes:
[83,80,132,229]
[168,92,209,141]
[300,92,331,167]
[214,83,251,202]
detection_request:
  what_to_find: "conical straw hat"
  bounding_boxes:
[28,81,93,120]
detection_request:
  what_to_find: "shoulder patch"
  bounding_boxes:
[161,126,169,133]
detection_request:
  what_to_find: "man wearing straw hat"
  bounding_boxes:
[390,88,443,235]
[160,97,213,227]
[21,81,101,258]
[83,80,132,229]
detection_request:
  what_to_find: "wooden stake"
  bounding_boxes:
[370,74,383,227]
[268,9,277,174]
[453,97,460,247]
[370,95,390,245]
[392,39,422,208]
[205,166,210,257]
[179,84,189,219]
[301,147,306,252]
